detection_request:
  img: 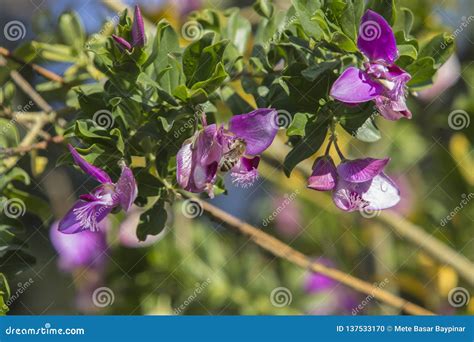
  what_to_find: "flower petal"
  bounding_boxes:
[176,125,223,194]
[228,108,278,155]
[58,200,112,234]
[112,34,132,51]
[230,157,260,188]
[362,173,400,210]
[68,144,112,184]
[375,96,412,120]
[115,165,138,212]
[357,10,398,64]
[337,157,389,183]
[330,67,384,103]
[307,156,337,191]
[131,5,146,47]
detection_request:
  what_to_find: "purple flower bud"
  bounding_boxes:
[131,5,146,47]
[112,5,146,51]
[112,34,132,51]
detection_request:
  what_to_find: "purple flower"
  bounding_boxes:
[330,10,412,121]
[50,221,108,272]
[58,144,137,234]
[307,156,400,212]
[176,108,278,196]
[112,5,146,51]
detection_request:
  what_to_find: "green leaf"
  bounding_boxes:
[283,116,328,176]
[137,199,168,241]
[292,0,324,40]
[182,33,229,88]
[253,0,274,19]
[301,60,341,81]
[30,42,77,62]
[0,250,35,275]
[397,44,418,60]
[3,187,50,224]
[0,168,30,191]
[148,20,183,94]
[418,33,454,67]
[393,7,414,35]
[338,103,381,142]
[0,273,10,315]
[190,62,228,94]
[330,31,358,52]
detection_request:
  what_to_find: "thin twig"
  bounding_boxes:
[182,193,434,315]
[0,47,65,84]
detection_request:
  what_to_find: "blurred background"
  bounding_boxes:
[0,0,473,315]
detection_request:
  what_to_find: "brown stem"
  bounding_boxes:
[0,47,65,84]
[181,193,434,315]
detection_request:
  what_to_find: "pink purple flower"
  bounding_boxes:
[307,155,400,212]
[176,108,278,197]
[330,10,412,120]
[112,5,146,51]
[58,144,137,234]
